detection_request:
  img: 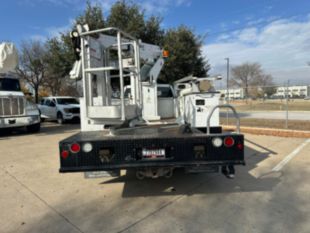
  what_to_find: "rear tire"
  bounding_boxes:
[57,112,65,124]
[26,123,41,133]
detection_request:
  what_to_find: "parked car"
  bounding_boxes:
[38,96,80,124]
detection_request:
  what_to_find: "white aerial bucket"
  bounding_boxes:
[0,43,18,73]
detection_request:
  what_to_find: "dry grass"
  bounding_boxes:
[229,99,310,111]
[220,117,310,131]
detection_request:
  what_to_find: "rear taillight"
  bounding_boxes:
[237,143,243,150]
[70,143,80,153]
[224,137,235,147]
[61,150,69,159]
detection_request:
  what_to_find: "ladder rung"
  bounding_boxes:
[85,67,119,72]
[110,73,132,78]
[84,66,138,74]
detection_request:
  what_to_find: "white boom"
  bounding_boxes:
[0,43,18,73]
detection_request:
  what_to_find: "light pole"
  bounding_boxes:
[224,58,230,125]
[224,58,230,103]
[285,80,290,129]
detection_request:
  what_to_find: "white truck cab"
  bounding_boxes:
[38,96,80,124]
[0,75,41,132]
[124,84,176,120]
[0,43,40,132]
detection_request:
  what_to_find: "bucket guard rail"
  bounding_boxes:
[206,104,240,135]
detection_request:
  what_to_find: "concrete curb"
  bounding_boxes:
[223,125,310,138]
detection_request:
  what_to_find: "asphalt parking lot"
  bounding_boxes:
[0,123,309,233]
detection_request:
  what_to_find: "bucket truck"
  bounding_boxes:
[59,26,244,179]
[0,43,40,132]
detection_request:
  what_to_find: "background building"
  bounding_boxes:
[219,88,245,99]
[273,85,310,98]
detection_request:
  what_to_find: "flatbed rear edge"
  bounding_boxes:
[58,126,245,177]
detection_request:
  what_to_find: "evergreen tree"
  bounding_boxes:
[75,1,105,30]
[107,1,145,39]
[43,0,209,90]
[44,38,74,95]
[160,26,209,83]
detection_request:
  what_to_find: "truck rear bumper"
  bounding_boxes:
[59,125,245,173]
[0,115,40,128]
[60,160,245,173]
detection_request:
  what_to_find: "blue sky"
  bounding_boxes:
[1,0,310,84]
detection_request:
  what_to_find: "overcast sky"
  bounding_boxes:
[1,0,310,85]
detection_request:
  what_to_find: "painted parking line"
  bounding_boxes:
[272,138,310,172]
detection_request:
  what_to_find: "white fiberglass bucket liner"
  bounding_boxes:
[0,43,18,73]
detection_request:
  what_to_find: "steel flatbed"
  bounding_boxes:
[59,124,245,175]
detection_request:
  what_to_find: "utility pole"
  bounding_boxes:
[225,58,230,125]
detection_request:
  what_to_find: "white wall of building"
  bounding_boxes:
[219,88,245,99]
[273,85,309,98]
[219,85,310,99]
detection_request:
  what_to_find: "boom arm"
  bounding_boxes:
[0,43,18,74]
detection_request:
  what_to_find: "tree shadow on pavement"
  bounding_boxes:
[38,122,80,136]
[99,139,280,198]
[0,122,80,139]
[19,138,309,233]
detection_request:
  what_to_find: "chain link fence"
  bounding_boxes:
[218,84,310,131]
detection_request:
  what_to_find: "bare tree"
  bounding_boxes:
[48,78,81,97]
[44,37,74,95]
[58,80,81,97]
[17,41,48,103]
[44,76,62,96]
[231,62,274,99]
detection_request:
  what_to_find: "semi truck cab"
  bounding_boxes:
[0,42,40,133]
[0,75,40,132]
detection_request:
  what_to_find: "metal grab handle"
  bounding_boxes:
[206,104,240,135]
[79,27,138,41]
